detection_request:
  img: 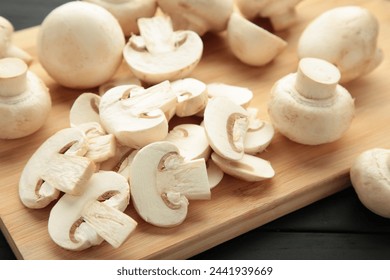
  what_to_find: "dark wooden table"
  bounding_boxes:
[1,0,390,260]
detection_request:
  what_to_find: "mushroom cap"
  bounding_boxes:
[350,148,390,218]
[157,0,234,35]
[297,5,383,83]
[123,16,203,84]
[83,0,157,36]
[37,1,125,89]
[268,72,355,145]
[0,58,51,139]
[244,108,274,154]
[227,13,287,66]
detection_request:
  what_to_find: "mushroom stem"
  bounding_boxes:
[0,57,27,97]
[295,57,340,100]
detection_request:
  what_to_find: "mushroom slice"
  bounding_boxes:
[227,13,287,66]
[0,16,32,64]
[244,107,274,154]
[206,82,253,108]
[123,16,203,84]
[204,97,249,161]
[99,144,134,172]
[48,171,136,250]
[77,122,116,163]
[69,93,101,127]
[19,128,94,208]
[130,141,210,227]
[157,0,234,36]
[164,124,211,161]
[98,75,141,96]
[207,159,224,189]
[171,78,208,117]
[211,152,275,182]
[99,81,177,148]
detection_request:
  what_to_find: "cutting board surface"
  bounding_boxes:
[1,0,390,260]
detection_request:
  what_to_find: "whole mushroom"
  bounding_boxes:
[0,57,51,139]
[297,6,383,83]
[268,57,355,145]
[37,1,125,89]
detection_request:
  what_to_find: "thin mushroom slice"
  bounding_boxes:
[123,15,203,84]
[69,93,101,127]
[164,124,211,161]
[203,96,249,161]
[19,128,93,208]
[130,141,210,227]
[48,171,136,251]
[99,81,177,148]
[211,152,275,182]
[207,159,224,189]
[244,107,274,154]
[171,78,208,117]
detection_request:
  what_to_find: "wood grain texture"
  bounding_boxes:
[1,0,390,260]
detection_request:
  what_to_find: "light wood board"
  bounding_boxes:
[1,0,390,260]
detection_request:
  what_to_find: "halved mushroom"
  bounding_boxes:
[99,81,177,148]
[82,0,157,36]
[157,0,233,36]
[164,124,211,161]
[203,97,249,161]
[211,152,275,182]
[171,78,208,117]
[130,141,210,227]
[0,57,51,139]
[227,13,287,66]
[0,16,32,64]
[48,171,136,251]
[244,107,274,154]
[123,16,203,84]
[19,128,94,208]
[69,93,101,127]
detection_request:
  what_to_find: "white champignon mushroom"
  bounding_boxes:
[37,1,125,89]
[211,152,275,182]
[99,81,177,149]
[82,0,157,36]
[0,16,32,64]
[0,57,51,139]
[123,16,203,85]
[227,13,287,67]
[268,57,355,145]
[48,171,136,251]
[156,0,234,36]
[206,83,253,108]
[350,148,390,218]
[164,124,211,161]
[130,141,210,227]
[244,107,274,154]
[235,0,302,31]
[297,6,383,83]
[204,96,249,161]
[98,75,141,96]
[207,159,224,189]
[171,78,208,117]
[69,93,101,127]
[19,128,95,208]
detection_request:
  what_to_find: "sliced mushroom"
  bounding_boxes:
[171,78,208,117]
[211,152,275,182]
[48,171,136,250]
[0,57,51,139]
[98,75,141,96]
[130,141,210,227]
[82,0,157,36]
[244,107,274,154]
[207,159,224,189]
[164,124,211,161]
[156,0,233,36]
[69,93,101,127]
[206,82,253,108]
[203,97,249,161]
[227,13,287,66]
[123,16,203,84]
[99,144,134,172]
[19,128,94,208]
[0,16,32,64]
[99,81,177,148]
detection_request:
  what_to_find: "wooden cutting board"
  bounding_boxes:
[1,0,390,260]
